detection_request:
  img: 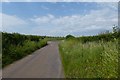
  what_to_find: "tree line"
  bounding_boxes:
[66,26,120,43]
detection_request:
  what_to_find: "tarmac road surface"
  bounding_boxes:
[2,41,64,78]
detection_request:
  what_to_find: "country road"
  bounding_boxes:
[2,41,64,78]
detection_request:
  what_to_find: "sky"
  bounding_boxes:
[0,1,118,37]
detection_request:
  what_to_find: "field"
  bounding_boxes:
[59,39,118,78]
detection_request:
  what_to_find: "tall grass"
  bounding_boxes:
[59,39,118,78]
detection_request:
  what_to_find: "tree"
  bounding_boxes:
[66,34,75,39]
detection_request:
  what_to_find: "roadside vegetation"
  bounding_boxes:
[2,32,64,68]
[2,32,48,68]
[59,26,119,78]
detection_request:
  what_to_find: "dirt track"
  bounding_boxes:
[2,41,64,78]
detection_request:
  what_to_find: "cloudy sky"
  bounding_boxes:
[0,1,118,36]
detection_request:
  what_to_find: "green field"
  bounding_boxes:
[59,39,118,78]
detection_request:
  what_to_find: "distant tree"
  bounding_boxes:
[66,34,75,39]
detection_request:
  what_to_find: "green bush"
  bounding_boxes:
[37,39,47,48]
[2,32,47,68]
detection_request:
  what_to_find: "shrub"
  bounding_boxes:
[2,32,47,68]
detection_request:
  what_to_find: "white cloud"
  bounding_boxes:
[30,14,55,25]
[2,0,10,2]
[30,7,117,36]
[1,2,118,36]
[97,2,118,10]
[0,13,28,32]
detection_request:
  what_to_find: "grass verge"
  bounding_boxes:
[59,39,118,78]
